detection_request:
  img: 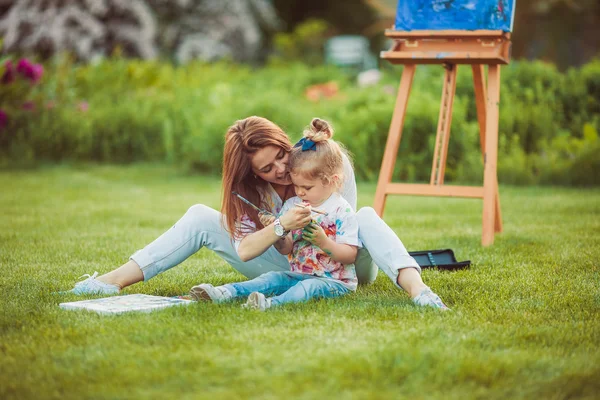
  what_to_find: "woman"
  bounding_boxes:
[69,116,448,309]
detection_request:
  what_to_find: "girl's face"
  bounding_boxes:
[290,172,336,207]
[250,145,292,185]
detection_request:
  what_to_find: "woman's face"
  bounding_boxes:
[250,145,292,185]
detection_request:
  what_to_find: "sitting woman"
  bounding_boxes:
[68,116,448,310]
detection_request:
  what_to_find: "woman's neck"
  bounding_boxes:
[270,182,293,202]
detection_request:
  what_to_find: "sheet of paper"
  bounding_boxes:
[59,294,193,315]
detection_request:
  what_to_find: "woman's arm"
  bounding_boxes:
[237,223,284,261]
[340,153,357,210]
[273,233,292,255]
[237,206,312,261]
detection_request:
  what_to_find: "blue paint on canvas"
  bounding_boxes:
[395,0,516,32]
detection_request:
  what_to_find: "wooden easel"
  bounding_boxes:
[374,30,511,246]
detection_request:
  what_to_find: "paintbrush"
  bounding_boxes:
[232,191,274,216]
[294,203,328,216]
[233,191,328,217]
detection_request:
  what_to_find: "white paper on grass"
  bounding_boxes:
[59,294,193,315]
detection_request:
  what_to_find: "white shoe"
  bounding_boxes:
[69,272,120,295]
[243,292,271,311]
[413,288,450,311]
[189,283,232,303]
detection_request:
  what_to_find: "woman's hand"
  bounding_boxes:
[259,212,276,227]
[302,221,328,248]
[279,203,312,231]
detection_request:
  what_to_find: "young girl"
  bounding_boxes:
[190,118,360,310]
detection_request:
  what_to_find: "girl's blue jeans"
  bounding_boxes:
[223,271,350,307]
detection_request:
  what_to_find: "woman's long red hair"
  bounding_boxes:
[221,116,292,240]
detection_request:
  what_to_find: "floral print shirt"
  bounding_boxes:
[279,193,359,290]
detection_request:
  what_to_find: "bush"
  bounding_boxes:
[0,55,598,186]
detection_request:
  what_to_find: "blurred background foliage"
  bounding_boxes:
[0,0,599,186]
[1,49,598,185]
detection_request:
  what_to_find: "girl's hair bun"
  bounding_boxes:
[305,118,334,142]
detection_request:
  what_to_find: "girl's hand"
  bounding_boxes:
[259,212,276,227]
[302,221,328,248]
[279,204,312,231]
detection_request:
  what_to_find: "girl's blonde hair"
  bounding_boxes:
[289,118,349,188]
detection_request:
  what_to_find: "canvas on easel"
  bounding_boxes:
[375,0,515,246]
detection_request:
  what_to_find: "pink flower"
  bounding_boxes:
[46,101,56,110]
[31,64,44,82]
[77,101,89,112]
[16,58,33,75]
[16,58,43,83]
[0,109,7,131]
[1,60,15,84]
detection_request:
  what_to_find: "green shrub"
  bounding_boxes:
[0,56,598,186]
[270,19,331,66]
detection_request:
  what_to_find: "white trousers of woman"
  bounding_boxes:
[130,204,421,288]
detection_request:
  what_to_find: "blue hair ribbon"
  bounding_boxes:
[294,137,317,151]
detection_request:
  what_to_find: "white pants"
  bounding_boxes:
[131,205,420,288]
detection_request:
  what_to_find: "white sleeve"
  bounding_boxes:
[340,153,357,211]
[334,204,360,247]
[233,214,258,251]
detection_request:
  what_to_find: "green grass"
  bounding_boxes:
[1,164,599,400]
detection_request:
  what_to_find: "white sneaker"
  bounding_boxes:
[413,288,450,311]
[243,292,271,311]
[69,272,120,295]
[189,283,232,303]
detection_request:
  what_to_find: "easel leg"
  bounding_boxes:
[431,65,457,185]
[374,65,416,216]
[473,65,503,234]
[482,65,501,246]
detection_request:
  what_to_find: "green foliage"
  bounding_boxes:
[0,56,599,186]
[271,19,331,66]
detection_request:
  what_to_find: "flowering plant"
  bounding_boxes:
[0,58,45,130]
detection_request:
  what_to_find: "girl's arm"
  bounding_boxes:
[302,222,358,265]
[317,239,357,265]
[237,207,312,261]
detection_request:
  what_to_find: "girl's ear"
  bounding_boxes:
[331,174,342,188]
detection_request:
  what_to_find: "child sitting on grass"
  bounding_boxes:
[190,118,360,310]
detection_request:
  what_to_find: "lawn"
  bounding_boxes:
[1,164,599,400]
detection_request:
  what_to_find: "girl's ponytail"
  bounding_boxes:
[305,118,333,143]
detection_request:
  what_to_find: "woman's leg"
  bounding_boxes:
[356,207,428,298]
[97,260,144,289]
[354,248,378,285]
[96,204,290,289]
